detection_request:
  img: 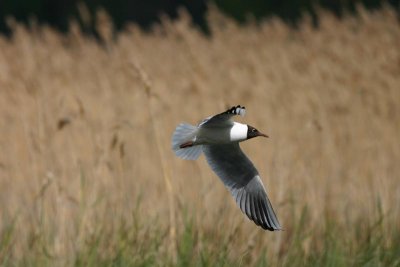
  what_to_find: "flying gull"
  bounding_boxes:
[172,105,281,231]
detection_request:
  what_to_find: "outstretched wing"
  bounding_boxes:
[199,105,246,128]
[202,143,281,231]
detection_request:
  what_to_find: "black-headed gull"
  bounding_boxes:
[172,105,281,231]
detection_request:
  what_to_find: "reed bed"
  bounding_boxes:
[0,5,399,266]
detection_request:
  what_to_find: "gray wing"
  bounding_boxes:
[202,143,281,231]
[199,105,246,128]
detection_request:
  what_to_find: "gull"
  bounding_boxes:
[172,105,281,231]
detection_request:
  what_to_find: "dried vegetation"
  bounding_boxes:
[0,5,399,266]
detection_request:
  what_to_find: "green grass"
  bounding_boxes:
[1,206,399,267]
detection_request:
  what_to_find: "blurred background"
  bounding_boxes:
[0,1,400,266]
[0,0,399,34]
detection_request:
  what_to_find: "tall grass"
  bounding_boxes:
[0,5,399,266]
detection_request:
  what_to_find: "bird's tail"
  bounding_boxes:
[171,123,202,160]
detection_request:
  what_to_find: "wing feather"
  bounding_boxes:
[245,193,252,221]
[257,195,270,230]
[199,105,246,128]
[250,196,260,225]
[255,195,265,227]
[202,143,281,231]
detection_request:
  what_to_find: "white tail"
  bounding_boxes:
[171,123,202,160]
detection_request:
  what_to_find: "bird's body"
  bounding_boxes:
[172,105,281,231]
[194,122,248,145]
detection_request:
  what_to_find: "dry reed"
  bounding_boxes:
[0,4,399,266]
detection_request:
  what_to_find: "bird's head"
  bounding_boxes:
[247,125,269,139]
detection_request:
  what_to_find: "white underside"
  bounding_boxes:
[229,122,248,142]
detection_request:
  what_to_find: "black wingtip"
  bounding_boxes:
[226,105,246,116]
[248,191,281,231]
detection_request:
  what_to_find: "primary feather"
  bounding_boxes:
[203,144,281,231]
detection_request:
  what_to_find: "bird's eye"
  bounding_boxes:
[252,128,257,132]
